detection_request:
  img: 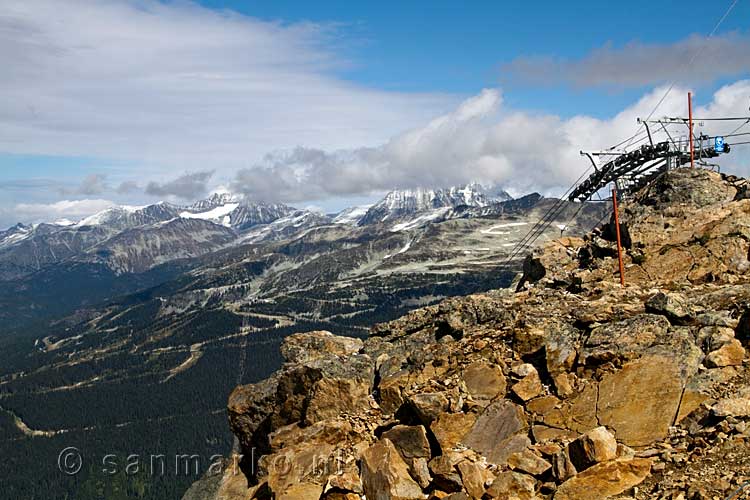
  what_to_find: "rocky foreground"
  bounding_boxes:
[186,168,750,499]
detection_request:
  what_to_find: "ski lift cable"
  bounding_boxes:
[503,126,668,266]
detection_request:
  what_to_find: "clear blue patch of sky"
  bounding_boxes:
[199,0,750,118]
[0,154,134,181]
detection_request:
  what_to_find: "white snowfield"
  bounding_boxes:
[179,203,239,227]
[480,222,529,234]
[391,208,450,232]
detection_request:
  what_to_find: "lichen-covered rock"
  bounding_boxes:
[409,392,450,425]
[485,471,537,500]
[644,292,692,323]
[582,315,671,365]
[705,338,746,368]
[713,397,750,417]
[461,361,506,401]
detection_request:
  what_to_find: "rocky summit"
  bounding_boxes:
[187,168,750,500]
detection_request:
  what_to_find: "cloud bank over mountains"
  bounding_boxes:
[1,0,749,227]
[230,81,750,202]
[3,79,749,227]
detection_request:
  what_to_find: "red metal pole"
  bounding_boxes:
[688,92,695,168]
[612,187,625,287]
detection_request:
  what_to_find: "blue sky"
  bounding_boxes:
[1,0,749,227]
[202,0,750,115]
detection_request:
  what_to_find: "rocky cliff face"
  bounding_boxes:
[207,168,750,500]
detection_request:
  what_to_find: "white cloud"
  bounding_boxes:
[145,170,214,200]
[502,33,750,88]
[232,81,750,202]
[59,173,108,196]
[11,199,115,223]
[0,0,452,174]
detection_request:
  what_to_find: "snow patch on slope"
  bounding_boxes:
[179,203,239,227]
[391,208,450,232]
[480,222,528,234]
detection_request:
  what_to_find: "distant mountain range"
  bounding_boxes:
[0,183,513,279]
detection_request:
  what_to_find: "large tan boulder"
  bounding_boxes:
[409,392,451,425]
[428,453,465,492]
[306,377,372,424]
[542,382,598,433]
[511,364,543,402]
[553,458,651,500]
[507,449,552,476]
[261,442,336,495]
[260,419,358,496]
[597,355,683,446]
[360,438,426,500]
[382,425,431,459]
[457,460,495,499]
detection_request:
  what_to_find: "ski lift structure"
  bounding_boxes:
[570,138,727,202]
[503,93,750,288]
[568,93,750,287]
[570,108,746,203]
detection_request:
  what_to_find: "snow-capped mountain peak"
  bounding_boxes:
[332,204,373,225]
[358,182,512,226]
[188,192,239,212]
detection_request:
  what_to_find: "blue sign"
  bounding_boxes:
[715,136,725,152]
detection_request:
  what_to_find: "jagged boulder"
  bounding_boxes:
[360,439,426,500]
[461,361,506,402]
[463,400,528,465]
[228,331,374,472]
[485,471,537,499]
[597,355,684,446]
[566,426,618,472]
[553,458,652,500]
